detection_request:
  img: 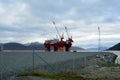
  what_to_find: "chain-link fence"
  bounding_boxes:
[0,50,116,80]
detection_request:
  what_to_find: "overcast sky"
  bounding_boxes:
[0,0,120,48]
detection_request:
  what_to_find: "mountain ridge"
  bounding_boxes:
[0,42,84,50]
[108,43,120,50]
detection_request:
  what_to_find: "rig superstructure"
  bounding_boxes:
[44,22,73,52]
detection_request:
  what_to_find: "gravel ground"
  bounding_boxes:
[13,66,120,80]
[80,66,120,79]
[13,76,55,80]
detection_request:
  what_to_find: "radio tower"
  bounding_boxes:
[98,26,101,52]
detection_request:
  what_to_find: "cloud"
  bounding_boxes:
[0,0,120,48]
[0,1,29,26]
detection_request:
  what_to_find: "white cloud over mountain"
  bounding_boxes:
[0,0,120,48]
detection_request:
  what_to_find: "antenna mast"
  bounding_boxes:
[98,26,101,51]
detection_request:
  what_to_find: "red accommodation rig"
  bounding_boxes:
[44,22,73,52]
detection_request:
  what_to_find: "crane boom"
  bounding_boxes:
[65,26,69,39]
[53,21,61,39]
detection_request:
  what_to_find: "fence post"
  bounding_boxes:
[0,46,2,80]
[32,49,35,71]
[55,63,57,73]
[84,56,87,67]
[72,54,75,71]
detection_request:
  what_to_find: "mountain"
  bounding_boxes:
[26,42,44,50]
[1,42,84,50]
[1,42,44,50]
[71,46,84,51]
[3,42,29,50]
[108,43,120,50]
[87,47,108,50]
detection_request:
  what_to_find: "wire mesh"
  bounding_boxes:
[0,51,115,80]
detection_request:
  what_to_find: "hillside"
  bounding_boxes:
[87,47,108,50]
[0,42,83,50]
[71,46,84,50]
[1,42,44,50]
[3,42,29,50]
[26,42,44,50]
[108,43,120,50]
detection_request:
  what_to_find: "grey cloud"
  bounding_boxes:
[0,0,120,48]
[20,0,120,23]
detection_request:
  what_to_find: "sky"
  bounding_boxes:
[0,0,120,49]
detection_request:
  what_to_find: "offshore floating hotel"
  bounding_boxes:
[44,35,73,52]
[44,21,73,52]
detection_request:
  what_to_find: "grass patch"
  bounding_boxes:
[18,70,120,80]
[18,71,82,80]
[100,62,120,67]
